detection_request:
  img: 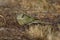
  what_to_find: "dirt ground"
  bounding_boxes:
[0,0,60,40]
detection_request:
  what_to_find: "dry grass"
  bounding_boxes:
[25,24,60,40]
[0,0,60,40]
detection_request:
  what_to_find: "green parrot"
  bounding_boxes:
[16,13,52,25]
[17,13,35,25]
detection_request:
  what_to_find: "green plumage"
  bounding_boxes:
[17,14,35,25]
